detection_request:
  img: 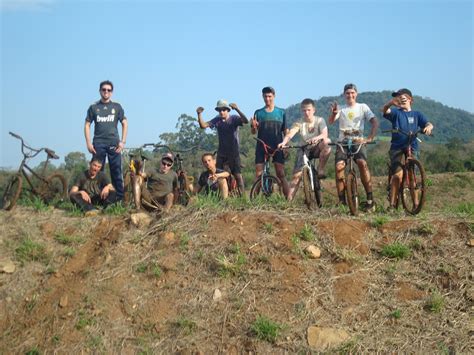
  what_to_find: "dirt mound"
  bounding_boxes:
[0,172,473,353]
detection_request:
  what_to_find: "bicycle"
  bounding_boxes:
[284,142,322,209]
[122,143,156,209]
[249,137,283,199]
[329,132,375,216]
[2,132,68,211]
[383,128,427,215]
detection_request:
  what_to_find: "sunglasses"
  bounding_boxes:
[101,88,113,92]
[161,161,173,167]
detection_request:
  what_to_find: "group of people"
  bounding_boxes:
[69,81,434,215]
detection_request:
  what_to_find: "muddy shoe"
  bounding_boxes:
[85,209,100,217]
[363,201,376,213]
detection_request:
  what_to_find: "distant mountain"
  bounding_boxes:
[285,91,474,143]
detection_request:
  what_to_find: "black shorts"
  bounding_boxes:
[216,154,241,174]
[389,149,419,174]
[335,144,367,164]
[255,144,285,165]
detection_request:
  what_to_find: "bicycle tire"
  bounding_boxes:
[250,175,282,199]
[346,172,359,216]
[41,173,67,205]
[401,159,426,215]
[2,174,23,211]
[313,166,322,208]
[302,166,317,210]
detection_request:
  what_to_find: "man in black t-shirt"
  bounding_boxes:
[69,157,117,215]
[196,153,230,199]
[84,80,128,200]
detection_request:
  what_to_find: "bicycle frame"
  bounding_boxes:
[255,137,279,183]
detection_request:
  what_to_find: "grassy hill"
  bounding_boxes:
[0,172,473,353]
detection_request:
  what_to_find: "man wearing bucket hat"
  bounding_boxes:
[381,88,434,211]
[135,152,178,213]
[197,99,248,195]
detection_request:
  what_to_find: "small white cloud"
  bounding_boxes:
[1,0,56,12]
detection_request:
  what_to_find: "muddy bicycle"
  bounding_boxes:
[329,135,375,216]
[249,138,283,199]
[284,142,323,209]
[383,128,427,215]
[2,132,68,211]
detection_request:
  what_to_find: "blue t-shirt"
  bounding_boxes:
[254,107,286,149]
[384,108,429,151]
[208,115,243,157]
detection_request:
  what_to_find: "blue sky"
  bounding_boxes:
[1,0,473,168]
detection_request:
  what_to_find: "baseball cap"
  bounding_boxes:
[161,152,174,163]
[391,88,412,98]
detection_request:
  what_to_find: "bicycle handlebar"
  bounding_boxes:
[9,131,57,159]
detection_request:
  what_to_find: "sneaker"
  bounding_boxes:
[364,200,376,212]
[85,209,100,217]
[386,205,397,213]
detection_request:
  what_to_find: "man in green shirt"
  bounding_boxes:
[137,152,178,213]
[69,156,117,215]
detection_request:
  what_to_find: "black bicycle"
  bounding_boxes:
[329,135,375,215]
[2,132,68,210]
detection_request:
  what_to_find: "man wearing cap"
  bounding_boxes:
[84,80,128,201]
[197,100,248,195]
[381,88,434,210]
[69,156,117,216]
[251,86,289,197]
[136,152,178,213]
[328,83,379,211]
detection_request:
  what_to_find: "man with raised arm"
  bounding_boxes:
[196,153,230,199]
[251,86,289,197]
[278,98,331,201]
[381,88,434,211]
[84,80,128,201]
[69,156,117,216]
[197,100,248,195]
[328,83,378,211]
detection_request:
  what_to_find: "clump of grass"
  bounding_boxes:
[250,316,283,343]
[173,316,196,335]
[389,309,401,319]
[15,237,49,264]
[215,243,246,277]
[135,261,163,278]
[447,202,474,216]
[54,232,84,245]
[262,222,274,234]
[425,290,445,313]
[57,200,83,217]
[63,247,76,258]
[25,347,40,355]
[191,193,222,210]
[415,223,435,235]
[292,223,314,241]
[20,195,49,212]
[179,232,190,251]
[409,238,424,251]
[381,242,411,259]
[104,202,128,215]
[371,215,389,228]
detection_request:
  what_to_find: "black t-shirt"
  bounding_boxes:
[198,168,225,193]
[86,100,125,145]
[74,170,110,197]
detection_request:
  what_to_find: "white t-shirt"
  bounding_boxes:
[291,116,327,141]
[334,103,375,141]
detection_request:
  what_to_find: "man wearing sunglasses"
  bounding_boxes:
[197,99,248,195]
[137,153,178,213]
[84,80,128,201]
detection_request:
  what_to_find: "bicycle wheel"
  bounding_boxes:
[302,166,317,210]
[250,175,282,199]
[313,166,322,208]
[345,172,359,216]
[2,174,23,211]
[41,173,67,205]
[401,159,426,215]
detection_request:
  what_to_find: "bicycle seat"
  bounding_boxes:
[45,148,59,159]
